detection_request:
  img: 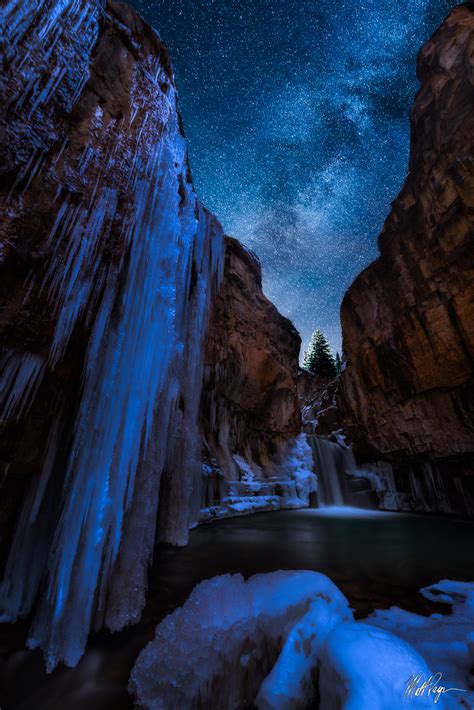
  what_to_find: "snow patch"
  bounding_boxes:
[199,434,317,523]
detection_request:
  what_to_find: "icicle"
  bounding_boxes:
[26,119,222,670]
[0,350,46,424]
[45,188,119,366]
[1,0,224,672]
[4,0,104,191]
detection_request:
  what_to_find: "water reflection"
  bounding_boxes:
[2,509,473,709]
[151,509,474,621]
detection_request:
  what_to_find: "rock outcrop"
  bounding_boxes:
[198,237,314,520]
[201,236,301,474]
[298,370,341,437]
[338,4,474,511]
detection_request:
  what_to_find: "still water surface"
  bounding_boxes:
[151,508,474,619]
[3,508,474,709]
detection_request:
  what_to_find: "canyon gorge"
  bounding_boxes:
[0,0,473,707]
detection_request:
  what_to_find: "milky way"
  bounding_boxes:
[130,0,454,355]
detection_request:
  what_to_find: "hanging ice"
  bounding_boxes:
[0,0,223,671]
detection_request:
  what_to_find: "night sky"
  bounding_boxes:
[130,0,454,355]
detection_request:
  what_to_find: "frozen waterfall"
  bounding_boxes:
[0,0,223,671]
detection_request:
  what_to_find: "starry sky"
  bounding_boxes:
[131,0,454,356]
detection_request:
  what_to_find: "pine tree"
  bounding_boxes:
[303,329,337,378]
[335,352,342,374]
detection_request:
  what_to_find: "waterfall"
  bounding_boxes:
[308,436,355,506]
[0,0,224,671]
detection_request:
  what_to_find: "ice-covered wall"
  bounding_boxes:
[0,0,223,670]
[198,434,317,523]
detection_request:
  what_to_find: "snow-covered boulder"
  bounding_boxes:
[130,572,473,709]
[318,622,437,709]
[129,571,349,709]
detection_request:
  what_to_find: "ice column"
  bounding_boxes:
[0,0,224,671]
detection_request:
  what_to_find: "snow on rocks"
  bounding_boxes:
[256,593,352,709]
[130,572,473,709]
[129,571,349,710]
[199,434,318,523]
[367,579,474,708]
[318,622,436,709]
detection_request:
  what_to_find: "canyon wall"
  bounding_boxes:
[201,236,301,476]
[197,236,310,521]
[338,4,474,511]
[0,0,225,669]
[0,0,306,670]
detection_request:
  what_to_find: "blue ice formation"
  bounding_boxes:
[0,0,224,670]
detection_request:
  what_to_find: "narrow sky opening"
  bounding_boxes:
[131,0,454,355]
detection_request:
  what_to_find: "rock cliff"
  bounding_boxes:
[338,4,474,510]
[201,236,301,475]
[0,0,306,670]
[197,236,311,521]
[0,0,226,669]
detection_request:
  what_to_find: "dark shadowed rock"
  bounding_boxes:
[338,5,474,477]
[201,236,301,477]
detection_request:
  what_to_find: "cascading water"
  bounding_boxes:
[307,436,357,506]
[0,0,223,671]
[309,436,474,516]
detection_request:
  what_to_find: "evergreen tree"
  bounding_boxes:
[335,352,342,374]
[303,329,337,377]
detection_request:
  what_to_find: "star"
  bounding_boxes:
[130,0,454,357]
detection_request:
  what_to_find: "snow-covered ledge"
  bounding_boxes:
[197,434,317,524]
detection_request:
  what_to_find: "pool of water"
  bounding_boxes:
[2,508,474,709]
[150,507,474,619]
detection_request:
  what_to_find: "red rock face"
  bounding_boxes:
[338,5,474,466]
[201,236,301,477]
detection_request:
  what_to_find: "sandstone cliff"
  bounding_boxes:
[197,236,314,521]
[338,4,474,508]
[201,236,301,475]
